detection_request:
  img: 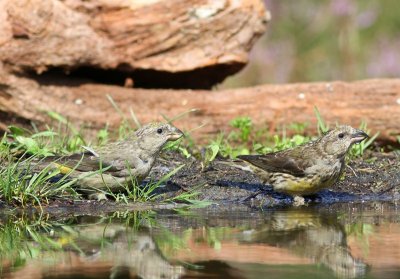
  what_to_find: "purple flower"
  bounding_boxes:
[330,0,356,16]
[367,39,400,77]
[357,10,377,29]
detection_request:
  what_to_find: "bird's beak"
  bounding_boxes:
[168,128,184,141]
[351,129,369,144]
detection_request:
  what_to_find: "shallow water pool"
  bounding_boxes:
[1,202,400,279]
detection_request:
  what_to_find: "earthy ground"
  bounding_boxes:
[152,150,400,207]
[1,150,398,214]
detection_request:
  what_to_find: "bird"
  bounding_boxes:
[227,125,368,205]
[30,123,183,200]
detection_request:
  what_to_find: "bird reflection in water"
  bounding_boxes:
[240,209,368,278]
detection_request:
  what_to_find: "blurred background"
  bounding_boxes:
[222,0,400,88]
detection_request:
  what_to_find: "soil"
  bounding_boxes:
[1,150,398,214]
[151,150,400,207]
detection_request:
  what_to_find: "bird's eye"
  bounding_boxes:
[338,133,345,139]
[157,128,163,134]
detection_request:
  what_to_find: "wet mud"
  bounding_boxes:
[1,151,398,214]
[153,150,400,207]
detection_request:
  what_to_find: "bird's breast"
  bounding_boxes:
[315,160,343,186]
[275,160,344,195]
[136,156,155,175]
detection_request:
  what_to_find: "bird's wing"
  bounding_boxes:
[238,152,308,177]
[45,152,121,174]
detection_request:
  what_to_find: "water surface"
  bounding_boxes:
[1,202,400,279]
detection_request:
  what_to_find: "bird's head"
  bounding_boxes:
[134,123,184,155]
[320,125,368,158]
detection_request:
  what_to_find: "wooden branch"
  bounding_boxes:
[0,0,268,88]
[1,72,399,144]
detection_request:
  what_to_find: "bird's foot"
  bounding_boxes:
[240,190,263,202]
[88,192,108,201]
[292,196,305,206]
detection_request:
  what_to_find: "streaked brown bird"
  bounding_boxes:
[232,125,368,205]
[31,123,183,200]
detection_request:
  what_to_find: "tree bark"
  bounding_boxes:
[1,71,399,144]
[0,0,268,88]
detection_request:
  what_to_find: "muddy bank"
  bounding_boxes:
[1,151,398,214]
[152,150,400,207]
[0,199,186,217]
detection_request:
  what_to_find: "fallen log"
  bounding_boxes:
[0,72,399,144]
[0,0,268,88]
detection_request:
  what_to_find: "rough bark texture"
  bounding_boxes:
[0,0,398,144]
[0,70,399,144]
[0,0,268,88]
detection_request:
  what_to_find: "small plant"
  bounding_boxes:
[254,132,309,154]
[314,106,329,134]
[47,111,87,153]
[110,164,186,203]
[349,122,379,158]
[288,122,309,134]
[201,136,223,169]
[96,125,109,146]
[106,95,139,139]
[164,137,192,159]
[8,126,57,156]
[271,134,307,151]
[230,116,252,142]
[0,156,79,207]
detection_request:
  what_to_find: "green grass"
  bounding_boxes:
[0,214,68,272]
[0,107,386,207]
[199,109,383,167]
[349,122,379,158]
[0,154,79,207]
[0,210,186,272]
[111,164,186,203]
[199,116,312,166]
[0,109,205,206]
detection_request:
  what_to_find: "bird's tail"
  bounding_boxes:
[213,159,254,173]
[16,156,56,172]
[15,156,71,182]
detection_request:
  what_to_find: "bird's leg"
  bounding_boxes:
[292,196,305,206]
[240,190,263,202]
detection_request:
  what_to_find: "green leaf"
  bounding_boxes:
[363,132,379,150]
[97,129,109,141]
[31,131,58,138]
[15,136,39,152]
[253,143,263,151]
[291,134,307,145]
[207,143,220,162]
[47,111,68,124]
[179,147,192,159]
[8,126,28,137]
[314,107,329,134]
